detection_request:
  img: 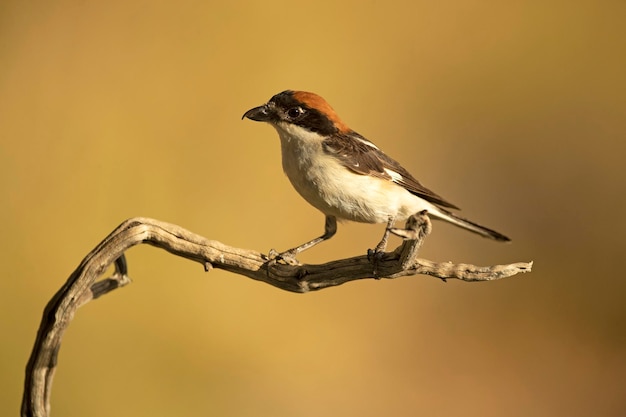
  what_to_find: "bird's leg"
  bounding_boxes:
[367,216,395,277]
[268,215,337,266]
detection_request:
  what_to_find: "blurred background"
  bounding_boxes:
[1,0,625,416]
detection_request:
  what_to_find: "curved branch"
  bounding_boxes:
[21,214,532,417]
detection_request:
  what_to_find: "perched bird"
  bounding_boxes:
[243,90,509,265]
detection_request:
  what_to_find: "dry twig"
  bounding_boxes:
[21,213,532,417]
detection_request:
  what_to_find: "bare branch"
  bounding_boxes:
[21,214,531,417]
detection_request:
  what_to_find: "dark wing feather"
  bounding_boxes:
[322,132,460,210]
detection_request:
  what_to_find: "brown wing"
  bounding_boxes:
[322,132,460,210]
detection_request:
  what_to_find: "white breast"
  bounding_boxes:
[274,123,432,224]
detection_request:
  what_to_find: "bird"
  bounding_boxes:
[242,90,510,266]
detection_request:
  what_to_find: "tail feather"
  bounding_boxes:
[429,207,511,242]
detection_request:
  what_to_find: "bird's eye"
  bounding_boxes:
[286,107,304,119]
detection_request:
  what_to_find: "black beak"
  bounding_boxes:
[242,104,273,122]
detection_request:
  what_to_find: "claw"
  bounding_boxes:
[267,249,302,266]
[367,248,385,279]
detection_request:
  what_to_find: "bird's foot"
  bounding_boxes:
[367,248,386,279]
[267,248,302,266]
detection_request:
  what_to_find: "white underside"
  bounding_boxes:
[275,123,446,224]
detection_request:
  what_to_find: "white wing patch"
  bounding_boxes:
[384,168,403,183]
[354,136,379,150]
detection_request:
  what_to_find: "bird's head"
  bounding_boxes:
[243,90,351,136]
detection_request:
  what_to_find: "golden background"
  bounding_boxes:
[2,1,625,416]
